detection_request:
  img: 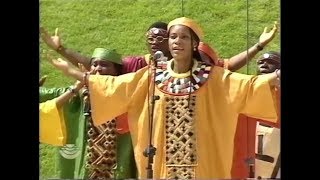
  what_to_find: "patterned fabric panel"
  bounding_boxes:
[167,166,196,179]
[165,95,197,179]
[86,118,117,179]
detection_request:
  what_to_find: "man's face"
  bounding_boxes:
[145,28,169,56]
[256,53,280,74]
[90,58,118,76]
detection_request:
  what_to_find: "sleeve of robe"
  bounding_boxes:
[39,87,68,103]
[222,69,278,123]
[255,88,281,128]
[39,98,66,146]
[88,67,149,126]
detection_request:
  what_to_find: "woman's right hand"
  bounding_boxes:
[259,21,279,46]
[49,57,72,75]
[40,27,62,51]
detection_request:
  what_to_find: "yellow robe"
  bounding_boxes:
[39,98,67,146]
[87,60,278,178]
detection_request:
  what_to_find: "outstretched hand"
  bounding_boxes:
[78,63,88,73]
[40,27,62,51]
[46,54,71,75]
[45,54,90,82]
[259,21,279,46]
[39,75,47,86]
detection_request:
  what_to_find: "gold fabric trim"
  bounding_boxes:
[165,95,197,179]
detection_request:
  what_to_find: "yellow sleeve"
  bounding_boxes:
[39,99,66,146]
[223,70,278,123]
[88,66,149,126]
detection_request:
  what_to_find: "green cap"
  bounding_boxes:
[91,48,122,65]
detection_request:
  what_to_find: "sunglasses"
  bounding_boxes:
[146,36,168,43]
[257,53,280,63]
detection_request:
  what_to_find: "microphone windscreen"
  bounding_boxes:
[154,51,164,61]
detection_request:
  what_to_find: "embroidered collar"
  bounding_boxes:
[155,59,212,95]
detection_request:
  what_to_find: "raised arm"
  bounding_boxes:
[88,67,149,126]
[46,57,86,83]
[40,27,91,70]
[40,86,69,102]
[39,81,83,146]
[226,21,279,71]
[39,74,69,102]
[55,81,84,108]
[46,56,149,125]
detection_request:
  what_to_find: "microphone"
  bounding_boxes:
[153,51,167,62]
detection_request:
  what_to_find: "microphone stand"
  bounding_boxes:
[245,156,255,178]
[143,57,160,179]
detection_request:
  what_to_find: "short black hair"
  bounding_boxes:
[147,21,168,31]
[266,51,280,57]
[260,51,280,63]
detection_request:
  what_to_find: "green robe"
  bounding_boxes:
[40,87,137,179]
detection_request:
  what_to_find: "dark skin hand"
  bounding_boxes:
[39,75,47,86]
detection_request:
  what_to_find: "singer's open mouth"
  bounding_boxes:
[172,46,183,50]
[172,48,184,52]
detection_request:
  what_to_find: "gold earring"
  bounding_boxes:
[193,47,197,51]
